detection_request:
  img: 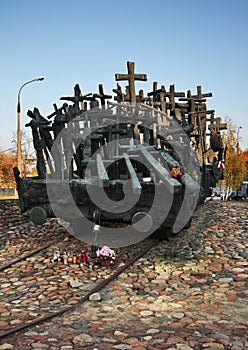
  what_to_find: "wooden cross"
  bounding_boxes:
[179,90,201,117]
[113,83,125,103]
[147,81,159,101]
[60,84,93,113]
[147,83,168,112]
[192,86,212,100]
[136,89,150,103]
[115,61,147,104]
[208,116,227,132]
[93,84,112,109]
[155,85,167,113]
[180,86,212,114]
[47,103,67,120]
[165,84,185,112]
[26,107,51,128]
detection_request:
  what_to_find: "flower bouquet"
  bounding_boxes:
[96,245,115,266]
[169,164,184,180]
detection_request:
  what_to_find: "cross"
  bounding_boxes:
[47,103,67,121]
[192,86,212,100]
[115,61,147,104]
[93,84,112,109]
[113,83,125,102]
[26,107,51,128]
[179,90,202,116]
[147,81,159,101]
[180,86,212,113]
[60,84,93,113]
[136,89,150,103]
[208,116,227,132]
[155,85,167,113]
[147,82,167,112]
[165,84,185,112]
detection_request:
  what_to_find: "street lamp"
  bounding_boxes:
[17,76,45,176]
[236,126,242,154]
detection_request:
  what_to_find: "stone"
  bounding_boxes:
[202,343,224,349]
[0,345,14,350]
[176,345,194,350]
[172,312,185,319]
[139,310,153,317]
[218,278,233,283]
[146,328,160,334]
[89,292,102,301]
[114,330,128,337]
[69,280,84,288]
[72,334,93,347]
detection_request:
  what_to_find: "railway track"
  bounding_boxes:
[0,219,70,270]
[0,232,160,341]
[0,201,215,343]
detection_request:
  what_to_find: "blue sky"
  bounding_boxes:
[1,0,248,152]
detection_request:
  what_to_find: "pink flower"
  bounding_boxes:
[96,245,115,260]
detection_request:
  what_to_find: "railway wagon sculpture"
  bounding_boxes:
[14,61,226,243]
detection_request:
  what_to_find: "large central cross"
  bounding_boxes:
[115,61,147,104]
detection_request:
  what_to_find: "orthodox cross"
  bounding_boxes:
[93,84,112,109]
[115,61,147,104]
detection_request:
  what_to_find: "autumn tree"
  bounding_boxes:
[223,126,246,194]
[0,152,17,187]
[240,149,248,182]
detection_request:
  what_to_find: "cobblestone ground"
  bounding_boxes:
[0,200,247,350]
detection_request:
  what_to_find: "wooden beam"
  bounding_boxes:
[123,153,142,195]
[96,153,109,188]
[138,146,181,193]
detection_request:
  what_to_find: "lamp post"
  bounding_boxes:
[17,76,45,176]
[236,126,242,154]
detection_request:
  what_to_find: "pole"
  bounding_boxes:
[236,126,242,154]
[17,77,44,177]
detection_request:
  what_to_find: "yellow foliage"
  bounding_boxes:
[223,129,246,190]
[0,152,17,187]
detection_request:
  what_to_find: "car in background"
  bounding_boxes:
[228,191,246,201]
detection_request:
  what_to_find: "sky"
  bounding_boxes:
[0,0,247,153]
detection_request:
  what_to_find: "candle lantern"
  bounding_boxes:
[80,250,88,265]
[90,224,100,259]
[62,251,68,264]
[72,252,78,264]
